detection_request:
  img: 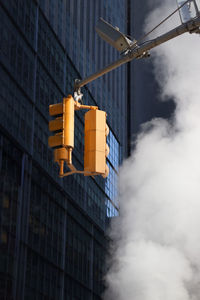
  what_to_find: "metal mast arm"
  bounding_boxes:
[74,16,200,91]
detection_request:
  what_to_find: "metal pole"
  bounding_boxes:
[74,16,200,91]
[74,54,132,90]
[134,16,200,53]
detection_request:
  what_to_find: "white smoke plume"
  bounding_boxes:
[104,1,200,299]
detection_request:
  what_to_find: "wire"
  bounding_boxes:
[136,0,192,44]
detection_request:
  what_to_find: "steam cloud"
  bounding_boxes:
[104,1,200,299]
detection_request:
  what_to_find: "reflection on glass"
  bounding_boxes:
[177,0,199,23]
[105,129,120,217]
[106,199,119,218]
[107,130,119,172]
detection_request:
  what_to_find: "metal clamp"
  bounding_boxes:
[74,79,83,103]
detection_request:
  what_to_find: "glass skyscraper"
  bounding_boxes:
[128,1,175,139]
[0,0,128,299]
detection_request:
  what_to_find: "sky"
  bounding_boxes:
[104,0,200,299]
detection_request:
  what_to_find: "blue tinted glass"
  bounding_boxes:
[105,162,119,207]
[107,130,119,172]
[106,199,119,218]
[105,129,120,217]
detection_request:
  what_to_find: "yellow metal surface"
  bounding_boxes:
[105,123,109,136]
[49,102,63,116]
[49,95,75,149]
[102,164,109,178]
[75,102,98,111]
[49,102,64,148]
[48,134,63,148]
[105,143,110,156]
[84,109,109,177]
[49,117,63,132]
[63,95,74,148]
[54,147,68,162]
[53,147,75,177]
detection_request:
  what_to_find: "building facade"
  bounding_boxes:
[0,0,128,299]
[128,1,175,141]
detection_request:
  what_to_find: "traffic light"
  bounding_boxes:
[48,96,109,178]
[48,95,74,149]
[48,95,75,175]
[84,109,109,178]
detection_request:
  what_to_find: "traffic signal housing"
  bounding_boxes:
[48,95,74,149]
[84,109,109,178]
[48,95,75,175]
[48,96,109,178]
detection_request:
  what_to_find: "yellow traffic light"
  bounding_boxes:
[48,95,74,148]
[48,102,63,148]
[48,95,75,176]
[48,96,110,178]
[84,109,109,178]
